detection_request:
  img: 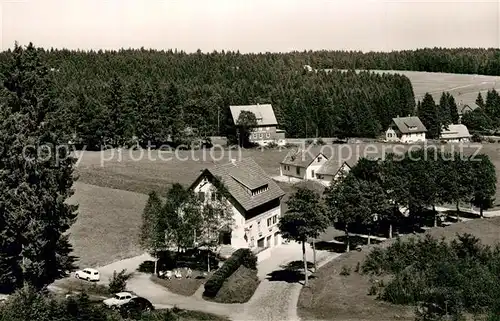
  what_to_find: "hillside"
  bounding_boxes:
[369,70,500,110]
[298,216,500,321]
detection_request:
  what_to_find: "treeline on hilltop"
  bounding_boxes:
[0,44,419,147]
[1,45,499,147]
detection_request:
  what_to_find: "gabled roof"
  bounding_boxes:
[391,116,427,134]
[191,158,285,212]
[230,104,278,126]
[316,158,352,176]
[440,124,471,139]
[280,149,327,168]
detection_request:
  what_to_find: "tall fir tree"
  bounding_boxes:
[448,93,460,124]
[438,92,452,128]
[485,89,500,127]
[0,43,77,292]
[476,92,485,108]
[418,93,440,139]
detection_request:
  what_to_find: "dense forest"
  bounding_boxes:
[1,45,499,147]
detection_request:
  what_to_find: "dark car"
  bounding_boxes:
[119,297,154,317]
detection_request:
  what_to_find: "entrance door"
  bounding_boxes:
[274,232,279,246]
[257,238,265,248]
[266,235,272,248]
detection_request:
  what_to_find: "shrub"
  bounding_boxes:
[284,142,298,149]
[340,265,351,276]
[108,269,131,294]
[471,133,482,142]
[212,265,260,303]
[203,249,257,298]
[137,260,155,274]
[305,139,314,145]
[487,137,497,143]
[315,138,326,145]
[266,141,278,149]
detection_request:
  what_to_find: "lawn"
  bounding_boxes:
[67,182,148,267]
[364,70,500,108]
[297,216,500,321]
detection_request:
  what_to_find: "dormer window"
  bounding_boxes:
[408,126,417,131]
[251,184,269,196]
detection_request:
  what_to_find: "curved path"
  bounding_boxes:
[54,243,340,321]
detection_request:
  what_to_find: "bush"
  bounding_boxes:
[137,260,155,274]
[203,249,257,298]
[305,139,314,145]
[471,133,482,142]
[266,141,278,149]
[212,266,260,303]
[108,269,131,294]
[340,265,351,276]
[487,137,497,143]
[315,138,326,145]
[284,142,298,149]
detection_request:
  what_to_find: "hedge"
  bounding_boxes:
[203,248,257,298]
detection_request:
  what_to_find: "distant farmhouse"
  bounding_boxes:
[279,150,354,187]
[190,158,285,259]
[229,104,285,146]
[385,116,427,143]
[440,124,471,143]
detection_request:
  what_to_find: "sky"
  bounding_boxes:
[0,0,499,53]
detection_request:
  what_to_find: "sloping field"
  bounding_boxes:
[369,70,500,109]
[297,216,500,321]
[68,182,148,267]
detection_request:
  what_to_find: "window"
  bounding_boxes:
[318,156,322,162]
[266,133,270,138]
[211,193,216,201]
[257,221,261,232]
[259,133,263,138]
[272,215,277,224]
[267,217,272,227]
[296,167,300,175]
[198,192,205,201]
[253,133,258,139]
[312,170,315,177]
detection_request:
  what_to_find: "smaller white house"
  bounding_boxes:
[440,124,471,143]
[315,158,353,187]
[280,150,328,183]
[386,116,427,143]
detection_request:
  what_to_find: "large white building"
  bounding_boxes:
[190,158,285,257]
[385,116,427,143]
[440,124,471,143]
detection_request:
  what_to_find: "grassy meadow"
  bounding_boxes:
[370,70,500,108]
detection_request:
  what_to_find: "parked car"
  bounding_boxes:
[103,292,136,308]
[119,297,154,317]
[75,268,100,281]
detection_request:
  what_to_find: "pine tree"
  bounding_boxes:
[0,43,77,292]
[448,93,460,124]
[438,92,452,128]
[485,89,500,127]
[139,191,164,274]
[476,92,485,108]
[418,93,440,138]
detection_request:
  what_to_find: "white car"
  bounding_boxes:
[103,292,136,308]
[75,268,100,281]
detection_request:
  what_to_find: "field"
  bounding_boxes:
[369,70,500,108]
[297,216,500,321]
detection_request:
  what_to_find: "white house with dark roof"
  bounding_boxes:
[279,149,328,182]
[190,158,285,258]
[229,104,285,145]
[440,124,471,143]
[386,116,427,143]
[315,158,353,187]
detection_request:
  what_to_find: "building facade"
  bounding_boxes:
[280,150,328,182]
[386,116,427,143]
[230,104,285,145]
[440,124,472,143]
[190,158,285,256]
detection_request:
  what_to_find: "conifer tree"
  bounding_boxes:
[438,92,452,128]
[448,93,460,124]
[418,93,440,139]
[476,92,485,108]
[0,43,77,292]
